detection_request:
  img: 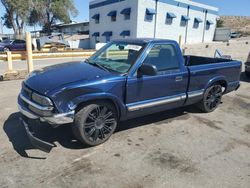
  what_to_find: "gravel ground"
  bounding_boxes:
[0,74,249,188]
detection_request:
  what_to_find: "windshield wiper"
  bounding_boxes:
[86,59,110,72]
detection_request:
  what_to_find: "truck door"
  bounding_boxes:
[126,43,188,116]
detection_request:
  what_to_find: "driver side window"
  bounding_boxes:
[144,44,179,72]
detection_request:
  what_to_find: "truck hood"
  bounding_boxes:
[24,61,114,95]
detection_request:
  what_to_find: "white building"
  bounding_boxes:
[89,0,218,48]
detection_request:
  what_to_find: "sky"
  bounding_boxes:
[0,0,250,34]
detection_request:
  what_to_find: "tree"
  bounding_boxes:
[1,0,31,35]
[1,0,78,35]
[216,19,224,28]
[31,0,78,33]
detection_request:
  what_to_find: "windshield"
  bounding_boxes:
[89,42,145,74]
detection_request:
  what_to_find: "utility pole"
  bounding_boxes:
[154,0,158,38]
[0,17,3,34]
[202,10,208,43]
[185,6,190,44]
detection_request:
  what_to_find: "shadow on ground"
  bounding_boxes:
[3,113,84,159]
[3,107,197,159]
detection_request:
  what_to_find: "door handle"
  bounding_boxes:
[175,76,183,82]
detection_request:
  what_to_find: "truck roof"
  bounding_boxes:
[113,38,177,45]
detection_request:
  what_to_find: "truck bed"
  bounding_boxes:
[184,55,233,66]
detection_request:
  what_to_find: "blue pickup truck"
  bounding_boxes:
[18,38,242,152]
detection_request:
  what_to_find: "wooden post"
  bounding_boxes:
[178,35,182,47]
[7,51,13,71]
[26,32,34,73]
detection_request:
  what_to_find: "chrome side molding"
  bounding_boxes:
[188,90,204,98]
[127,94,186,111]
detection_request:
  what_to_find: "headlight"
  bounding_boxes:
[32,93,53,106]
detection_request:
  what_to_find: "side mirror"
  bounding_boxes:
[138,64,157,77]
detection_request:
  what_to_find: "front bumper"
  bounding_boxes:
[18,103,75,152]
[21,117,55,153]
[18,102,75,125]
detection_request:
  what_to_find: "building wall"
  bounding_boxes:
[89,0,218,48]
[185,8,205,43]
[89,0,139,48]
[203,13,217,42]
[136,0,155,38]
[155,0,188,42]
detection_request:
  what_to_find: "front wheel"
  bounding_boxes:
[197,84,223,113]
[72,102,118,146]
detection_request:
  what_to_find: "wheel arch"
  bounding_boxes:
[205,76,228,93]
[73,94,125,120]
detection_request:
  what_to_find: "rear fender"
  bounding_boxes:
[205,76,228,91]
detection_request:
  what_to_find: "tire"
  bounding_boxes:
[197,84,223,113]
[3,47,10,52]
[72,101,118,146]
[50,47,58,52]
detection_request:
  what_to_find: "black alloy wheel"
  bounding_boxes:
[73,102,117,146]
[198,84,223,113]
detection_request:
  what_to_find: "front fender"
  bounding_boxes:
[69,93,127,119]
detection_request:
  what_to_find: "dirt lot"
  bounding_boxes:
[0,73,249,187]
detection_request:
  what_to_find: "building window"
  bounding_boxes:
[124,14,130,20]
[121,8,131,20]
[111,15,116,22]
[106,36,111,42]
[145,8,156,22]
[166,12,176,25]
[95,36,100,43]
[102,31,112,43]
[180,15,190,27]
[108,11,117,22]
[92,32,100,43]
[193,18,203,29]
[92,14,100,24]
[206,20,214,30]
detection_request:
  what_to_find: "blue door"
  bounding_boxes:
[126,43,189,117]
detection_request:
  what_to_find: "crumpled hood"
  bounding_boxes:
[24,61,113,95]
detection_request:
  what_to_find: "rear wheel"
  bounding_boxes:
[50,47,58,52]
[198,84,223,113]
[72,102,117,146]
